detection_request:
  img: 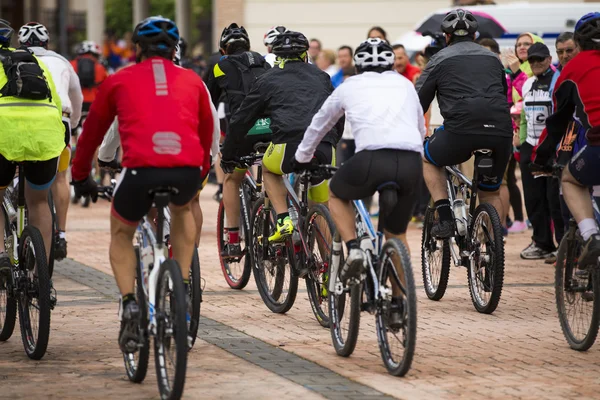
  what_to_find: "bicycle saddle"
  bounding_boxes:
[253,142,271,153]
[148,187,180,208]
[377,182,400,217]
[473,149,494,174]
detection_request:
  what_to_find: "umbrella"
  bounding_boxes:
[416,10,506,38]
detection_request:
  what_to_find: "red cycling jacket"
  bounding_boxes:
[535,50,600,165]
[72,57,214,181]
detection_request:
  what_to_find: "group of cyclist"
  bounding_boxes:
[0,6,599,387]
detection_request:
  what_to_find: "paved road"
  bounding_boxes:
[2,187,600,399]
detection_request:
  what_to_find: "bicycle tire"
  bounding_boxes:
[188,246,201,349]
[81,195,91,208]
[467,203,505,314]
[328,232,361,357]
[216,200,252,290]
[376,238,417,377]
[17,225,51,360]
[154,259,188,400]
[48,191,58,278]
[555,231,600,351]
[421,206,451,301]
[0,207,16,341]
[123,247,150,383]
[250,196,298,314]
[304,204,334,328]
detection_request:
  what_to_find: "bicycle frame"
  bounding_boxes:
[4,172,28,267]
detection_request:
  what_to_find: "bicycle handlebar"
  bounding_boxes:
[236,153,265,169]
[298,164,338,180]
[529,162,563,178]
[97,185,114,201]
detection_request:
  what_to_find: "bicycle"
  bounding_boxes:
[421,150,505,314]
[251,164,337,325]
[98,185,189,399]
[216,143,269,290]
[532,163,600,351]
[328,183,417,377]
[1,165,55,360]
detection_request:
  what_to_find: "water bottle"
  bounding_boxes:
[289,206,301,245]
[453,199,468,236]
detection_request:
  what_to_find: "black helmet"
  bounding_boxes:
[219,23,249,50]
[575,12,600,44]
[441,9,478,37]
[132,16,179,54]
[0,19,14,47]
[271,31,309,58]
[354,38,394,72]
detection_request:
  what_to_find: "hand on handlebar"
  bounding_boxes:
[98,158,121,171]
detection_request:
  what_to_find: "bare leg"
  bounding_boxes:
[191,193,202,246]
[262,167,289,214]
[479,190,504,220]
[51,170,70,232]
[328,191,356,243]
[499,185,510,227]
[24,185,53,263]
[562,166,594,223]
[223,170,245,227]
[109,216,137,295]
[423,159,448,201]
[169,200,197,280]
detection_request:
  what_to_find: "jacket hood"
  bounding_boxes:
[517,33,544,77]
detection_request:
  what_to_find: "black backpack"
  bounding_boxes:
[0,47,52,101]
[77,57,97,89]
[226,51,270,97]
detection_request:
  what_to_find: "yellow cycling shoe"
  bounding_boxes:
[268,216,294,243]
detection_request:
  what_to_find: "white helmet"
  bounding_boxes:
[18,22,49,48]
[78,40,101,56]
[263,26,287,47]
[353,38,394,72]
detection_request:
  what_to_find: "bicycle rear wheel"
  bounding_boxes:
[376,238,417,377]
[250,196,298,314]
[421,205,450,301]
[555,229,600,351]
[154,259,188,400]
[467,203,505,314]
[17,225,51,360]
[217,200,252,289]
[48,191,58,278]
[304,204,334,328]
[328,233,361,357]
[123,247,150,382]
[0,208,16,341]
[187,246,201,349]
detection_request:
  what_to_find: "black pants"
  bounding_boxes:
[520,142,564,251]
[506,155,524,222]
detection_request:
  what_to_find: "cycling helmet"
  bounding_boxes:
[271,31,309,58]
[575,12,600,43]
[219,23,250,50]
[133,16,179,54]
[441,9,478,37]
[0,19,14,47]
[78,40,101,56]
[18,22,49,48]
[263,26,287,47]
[354,38,394,72]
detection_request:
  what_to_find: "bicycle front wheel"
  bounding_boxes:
[467,203,505,314]
[304,204,335,328]
[421,205,450,301]
[17,225,51,360]
[0,208,16,341]
[376,238,417,377]
[154,259,188,400]
[555,230,600,351]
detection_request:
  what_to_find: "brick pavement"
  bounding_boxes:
[3,187,600,399]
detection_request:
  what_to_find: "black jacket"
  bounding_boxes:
[416,40,512,137]
[222,60,343,159]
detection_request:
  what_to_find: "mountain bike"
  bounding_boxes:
[98,185,188,399]
[328,184,417,376]
[421,150,505,314]
[250,164,336,324]
[1,165,55,360]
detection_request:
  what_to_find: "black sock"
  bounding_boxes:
[346,239,359,250]
[122,293,136,307]
[218,184,223,192]
[277,212,289,225]
[434,199,453,223]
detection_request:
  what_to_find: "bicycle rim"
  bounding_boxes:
[0,208,16,341]
[421,206,451,301]
[217,200,251,289]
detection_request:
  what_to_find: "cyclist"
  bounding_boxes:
[18,22,83,260]
[292,38,425,288]
[71,16,215,352]
[263,26,287,67]
[534,12,600,269]
[416,9,513,238]
[207,23,272,259]
[0,19,65,277]
[70,40,108,115]
[221,31,343,245]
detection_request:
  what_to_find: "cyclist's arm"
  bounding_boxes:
[411,86,427,141]
[202,81,221,162]
[296,89,345,163]
[98,119,120,162]
[68,63,84,127]
[415,61,438,114]
[207,63,223,109]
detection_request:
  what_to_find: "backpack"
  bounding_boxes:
[226,51,270,97]
[77,57,97,89]
[0,48,52,101]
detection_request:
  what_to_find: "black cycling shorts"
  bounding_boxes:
[329,149,422,234]
[112,167,202,225]
[0,155,58,190]
[569,144,600,187]
[424,127,512,191]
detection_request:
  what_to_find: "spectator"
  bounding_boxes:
[392,44,421,84]
[550,32,579,92]
[331,45,353,88]
[316,49,338,77]
[367,26,388,43]
[519,43,562,260]
[505,32,543,105]
[308,38,322,62]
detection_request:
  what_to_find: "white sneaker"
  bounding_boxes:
[341,248,367,284]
